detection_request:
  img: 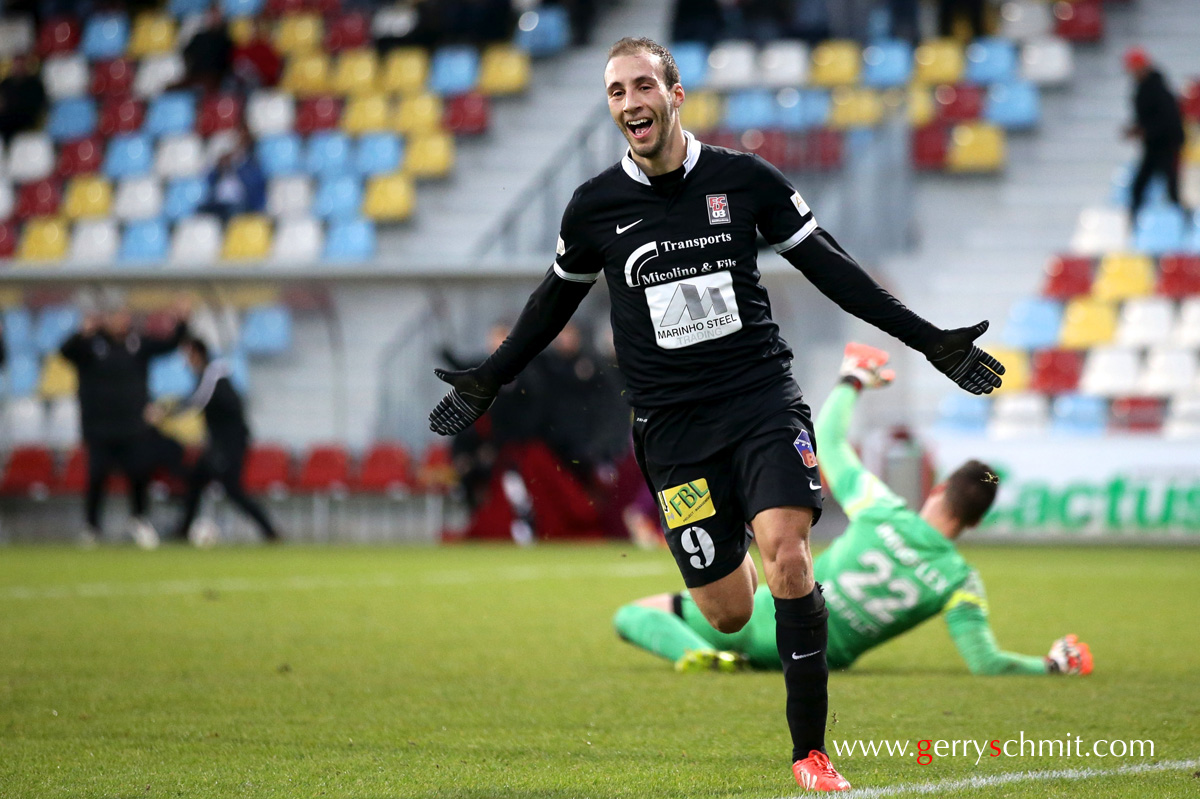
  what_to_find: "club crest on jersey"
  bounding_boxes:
[793,430,818,468]
[706,194,730,225]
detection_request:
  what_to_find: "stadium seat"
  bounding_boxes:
[912,123,948,169]
[966,38,1018,84]
[999,0,1054,41]
[47,97,97,141]
[862,40,912,88]
[363,173,414,222]
[343,94,391,134]
[777,91,829,134]
[946,122,1005,172]
[1030,348,1084,393]
[354,442,413,495]
[2,308,34,356]
[104,134,154,179]
[354,133,403,176]
[44,54,89,99]
[241,305,292,354]
[222,214,272,260]
[416,442,455,493]
[247,91,296,136]
[16,179,63,219]
[1070,206,1130,256]
[44,397,81,449]
[134,53,185,98]
[708,42,759,93]
[325,12,370,53]
[429,46,480,96]
[36,17,80,58]
[257,133,303,176]
[1117,297,1175,347]
[197,94,244,136]
[913,91,939,127]
[1020,36,1073,86]
[985,346,1029,394]
[0,446,55,498]
[1059,298,1117,349]
[0,221,18,258]
[99,97,146,136]
[936,393,991,433]
[1093,253,1155,301]
[672,42,709,88]
[394,93,443,135]
[296,445,350,494]
[914,39,964,85]
[724,90,778,130]
[332,47,378,95]
[91,57,136,96]
[810,40,861,87]
[119,218,169,263]
[1042,255,1092,298]
[266,175,313,219]
[34,306,80,353]
[81,13,129,61]
[0,17,35,59]
[1173,298,1200,351]
[271,217,323,263]
[514,6,570,57]
[1079,346,1140,397]
[1133,206,1187,255]
[149,351,196,399]
[162,176,208,222]
[265,0,305,15]
[984,81,1040,130]
[988,391,1048,437]
[1164,393,1200,438]
[305,131,353,178]
[170,0,212,15]
[282,52,331,96]
[155,134,205,180]
[1050,393,1106,435]
[313,174,363,220]
[57,446,88,494]
[934,83,983,124]
[296,96,344,134]
[18,217,69,261]
[1109,396,1163,433]
[442,92,489,136]
[323,218,375,261]
[1054,0,1104,42]
[479,44,531,95]
[1158,254,1200,297]
[243,443,292,495]
[169,215,222,264]
[0,182,12,222]
[56,136,105,179]
[69,219,119,264]
[113,176,163,220]
[275,13,323,56]
[63,175,112,219]
[829,87,883,129]
[679,91,722,133]
[1138,347,1198,397]
[8,133,55,183]
[758,40,809,88]
[128,12,175,57]
[380,48,429,95]
[38,353,77,398]
[404,133,454,179]
[4,357,41,400]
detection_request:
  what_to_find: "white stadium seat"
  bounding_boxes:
[170,215,223,265]
[1164,394,1200,439]
[43,54,90,100]
[372,6,417,37]
[7,133,55,183]
[1020,37,1073,87]
[1070,207,1130,256]
[5,398,45,445]
[45,397,81,449]
[1175,298,1200,348]
[1116,297,1176,348]
[759,41,809,88]
[156,134,207,179]
[706,41,758,90]
[246,91,296,137]
[999,0,1053,41]
[988,391,1049,438]
[272,217,323,264]
[267,176,314,219]
[1139,347,1199,397]
[0,17,35,59]
[1080,346,1140,397]
[135,54,185,98]
[0,180,13,219]
[113,176,165,221]
[70,219,120,265]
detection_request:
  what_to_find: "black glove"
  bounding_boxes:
[922,321,1005,395]
[428,367,501,436]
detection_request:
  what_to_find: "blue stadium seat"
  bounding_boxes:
[240,305,292,355]
[149,352,196,399]
[257,133,303,177]
[1051,394,1107,435]
[3,354,40,398]
[226,350,251,392]
[1133,205,1187,255]
[34,306,81,354]
[2,308,36,358]
[313,175,364,220]
[672,42,710,89]
[221,0,264,16]
[305,132,353,179]
[1003,298,1063,349]
[323,218,376,261]
[936,394,991,433]
[81,13,129,61]
[164,176,210,221]
[1190,211,1200,253]
[776,89,831,131]
[429,46,480,96]
[48,98,98,142]
[104,133,154,179]
[169,0,211,16]
[984,81,1040,130]
[514,6,571,57]
[965,37,1018,84]
[724,90,778,130]
[862,40,912,88]
[354,133,403,176]
[145,92,197,138]
[1110,162,1169,208]
[119,219,169,263]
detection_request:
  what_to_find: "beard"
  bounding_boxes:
[623,105,673,160]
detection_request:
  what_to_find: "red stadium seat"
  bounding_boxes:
[443,92,490,135]
[790,129,843,171]
[37,17,81,57]
[91,58,136,97]
[56,136,106,178]
[57,447,88,494]
[325,12,369,52]
[243,444,292,495]
[0,446,56,498]
[1030,349,1084,394]
[934,84,983,124]
[417,443,456,494]
[1054,0,1104,41]
[1182,80,1200,124]
[1042,255,1093,299]
[354,443,414,495]
[0,222,18,258]
[296,445,350,493]
[16,179,63,219]
[734,129,789,168]
[99,98,146,136]
[197,93,244,136]
[912,123,948,170]
[265,0,306,16]
[295,95,343,133]
[1109,397,1164,433]
[308,0,343,15]
[1157,254,1200,297]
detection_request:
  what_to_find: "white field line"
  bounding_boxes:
[777,758,1200,799]
[0,560,675,601]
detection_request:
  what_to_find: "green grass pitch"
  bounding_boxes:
[1,543,1197,798]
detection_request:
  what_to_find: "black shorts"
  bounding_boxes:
[632,379,823,589]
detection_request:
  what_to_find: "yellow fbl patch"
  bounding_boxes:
[660,479,715,529]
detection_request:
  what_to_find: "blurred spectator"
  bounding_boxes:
[938,0,986,40]
[671,0,725,47]
[0,55,47,144]
[889,0,920,45]
[232,18,282,90]
[825,0,873,41]
[176,7,233,93]
[547,0,598,46]
[200,123,266,221]
[1123,47,1187,224]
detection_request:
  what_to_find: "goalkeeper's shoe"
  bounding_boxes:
[674,649,748,674]
[1046,634,1094,675]
[840,342,895,390]
[793,751,851,792]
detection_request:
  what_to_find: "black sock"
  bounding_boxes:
[774,585,830,763]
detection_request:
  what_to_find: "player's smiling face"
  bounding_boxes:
[605,52,684,166]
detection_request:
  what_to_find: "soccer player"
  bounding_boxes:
[614,343,1094,680]
[428,38,1005,791]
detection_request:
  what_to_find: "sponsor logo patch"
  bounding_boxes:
[793,430,818,468]
[706,194,731,225]
[644,271,742,349]
[660,479,715,529]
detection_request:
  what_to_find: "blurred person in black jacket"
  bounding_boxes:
[60,298,191,548]
[1124,47,1187,224]
[0,55,47,144]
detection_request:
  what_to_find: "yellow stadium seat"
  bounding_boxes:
[907,86,935,126]
[128,13,176,57]
[381,48,429,95]
[810,40,861,87]
[1185,124,1200,165]
[18,217,68,261]
[38,354,78,399]
[222,215,272,261]
[229,17,254,45]
[829,87,883,129]
[393,93,443,135]
[364,173,416,222]
[281,53,330,96]
[404,133,455,179]
[1092,253,1155,301]
[343,93,390,134]
[478,44,530,96]
[157,407,206,447]
[275,14,323,56]
[332,48,379,95]
[63,176,113,219]
[679,90,722,133]
[983,347,1029,395]
[1060,298,1117,349]
[217,283,280,308]
[124,288,201,312]
[914,39,965,86]
[0,288,23,308]
[947,122,1005,172]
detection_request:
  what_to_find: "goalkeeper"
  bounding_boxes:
[615,343,1093,677]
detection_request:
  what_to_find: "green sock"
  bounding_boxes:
[613,603,716,663]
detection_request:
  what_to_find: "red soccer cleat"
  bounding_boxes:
[793,750,851,792]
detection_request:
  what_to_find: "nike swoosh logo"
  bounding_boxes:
[616,219,643,234]
[791,650,820,660]
[809,480,822,491]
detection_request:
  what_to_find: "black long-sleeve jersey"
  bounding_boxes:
[187,360,251,452]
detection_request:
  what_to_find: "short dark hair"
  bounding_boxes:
[185,336,210,363]
[943,459,1000,528]
[607,37,681,89]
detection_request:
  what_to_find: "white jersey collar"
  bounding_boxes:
[620,130,701,186]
